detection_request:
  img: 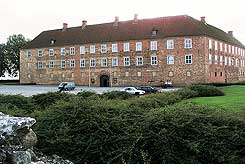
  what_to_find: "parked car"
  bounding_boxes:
[58,82,76,91]
[136,86,158,94]
[120,87,145,95]
[163,80,173,88]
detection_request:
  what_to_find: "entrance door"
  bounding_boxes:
[100,75,110,87]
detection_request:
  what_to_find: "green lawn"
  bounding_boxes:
[182,85,245,117]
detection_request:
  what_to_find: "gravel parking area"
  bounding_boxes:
[0,85,179,97]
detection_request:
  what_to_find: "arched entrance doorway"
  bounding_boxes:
[100,75,110,87]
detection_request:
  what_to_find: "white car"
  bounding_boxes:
[120,87,145,95]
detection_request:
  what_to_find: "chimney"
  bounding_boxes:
[200,16,206,23]
[228,31,233,37]
[133,14,138,23]
[82,20,87,29]
[113,16,119,26]
[62,23,68,31]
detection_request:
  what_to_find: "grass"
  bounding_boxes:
[181,85,245,117]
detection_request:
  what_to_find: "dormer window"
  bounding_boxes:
[50,39,56,45]
[151,29,158,36]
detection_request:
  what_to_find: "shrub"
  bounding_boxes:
[174,87,198,99]
[188,84,224,97]
[31,92,73,109]
[76,90,98,99]
[101,91,135,100]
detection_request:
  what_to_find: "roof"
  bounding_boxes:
[22,15,245,49]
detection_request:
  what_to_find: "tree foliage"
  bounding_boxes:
[4,34,29,77]
[0,44,7,77]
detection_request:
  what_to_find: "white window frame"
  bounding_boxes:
[38,50,43,57]
[70,47,75,55]
[151,56,157,65]
[49,60,54,68]
[101,44,107,53]
[236,58,239,66]
[184,39,192,49]
[136,42,142,51]
[225,44,227,52]
[215,41,218,50]
[61,60,66,68]
[80,46,85,55]
[112,57,118,66]
[90,58,96,67]
[167,55,174,65]
[208,40,212,49]
[70,59,75,68]
[185,54,192,64]
[26,50,32,57]
[209,54,212,64]
[37,61,43,69]
[60,48,66,56]
[136,56,143,66]
[101,58,107,67]
[49,49,54,56]
[112,43,118,53]
[232,46,235,54]
[224,56,227,65]
[220,43,223,51]
[167,40,174,49]
[229,45,231,53]
[220,56,223,65]
[123,57,130,66]
[228,57,231,66]
[80,59,85,68]
[137,72,142,77]
[123,42,130,52]
[150,41,157,51]
[214,55,218,64]
[90,45,96,54]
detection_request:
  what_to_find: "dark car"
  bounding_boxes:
[136,86,158,94]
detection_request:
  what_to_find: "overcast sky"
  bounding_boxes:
[1,0,245,44]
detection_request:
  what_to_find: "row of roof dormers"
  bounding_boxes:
[22,15,245,50]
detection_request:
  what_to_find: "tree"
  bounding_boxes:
[5,34,29,77]
[0,44,7,77]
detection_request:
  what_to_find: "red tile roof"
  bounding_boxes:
[22,15,244,49]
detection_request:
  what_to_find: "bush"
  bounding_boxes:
[174,87,198,99]
[188,84,224,97]
[76,91,98,99]
[32,92,73,109]
[101,91,135,100]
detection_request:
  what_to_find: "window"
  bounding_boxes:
[124,57,130,66]
[220,43,223,51]
[90,58,96,67]
[101,44,107,53]
[232,46,235,54]
[80,46,85,55]
[137,72,142,77]
[37,61,43,69]
[208,40,212,49]
[184,39,192,49]
[209,54,212,64]
[214,55,218,64]
[26,50,32,57]
[228,57,231,66]
[61,60,66,68]
[80,59,85,67]
[101,58,107,67]
[136,56,143,66]
[167,40,174,49]
[70,47,75,55]
[112,57,118,66]
[49,49,54,56]
[60,48,66,55]
[136,42,142,51]
[151,56,157,65]
[185,54,192,64]
[220,72,223,77]
[235,47,238,54]
[224,44,227,52]
[228,45,231,53]
[151,30,157,36]
[152,71,157,77]
[220,56,223,65]
[214,72,217,77]
[112,43,118,53]
[225,56,227,65]
[167,55,174,64]
[215,41,218,50]
[49,60,54,68]
[38,50,43,57]
[236,58,239,66]
[150,41,157,50]
[123,43,130,52]
[90,45,96,54]
[70,59,75,68]
[125,72,129,77]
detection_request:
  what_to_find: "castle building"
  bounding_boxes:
[20,15,245,87]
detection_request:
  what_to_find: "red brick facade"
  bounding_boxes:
[20,15,245,86]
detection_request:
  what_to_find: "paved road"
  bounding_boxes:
[0,85,178,97]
